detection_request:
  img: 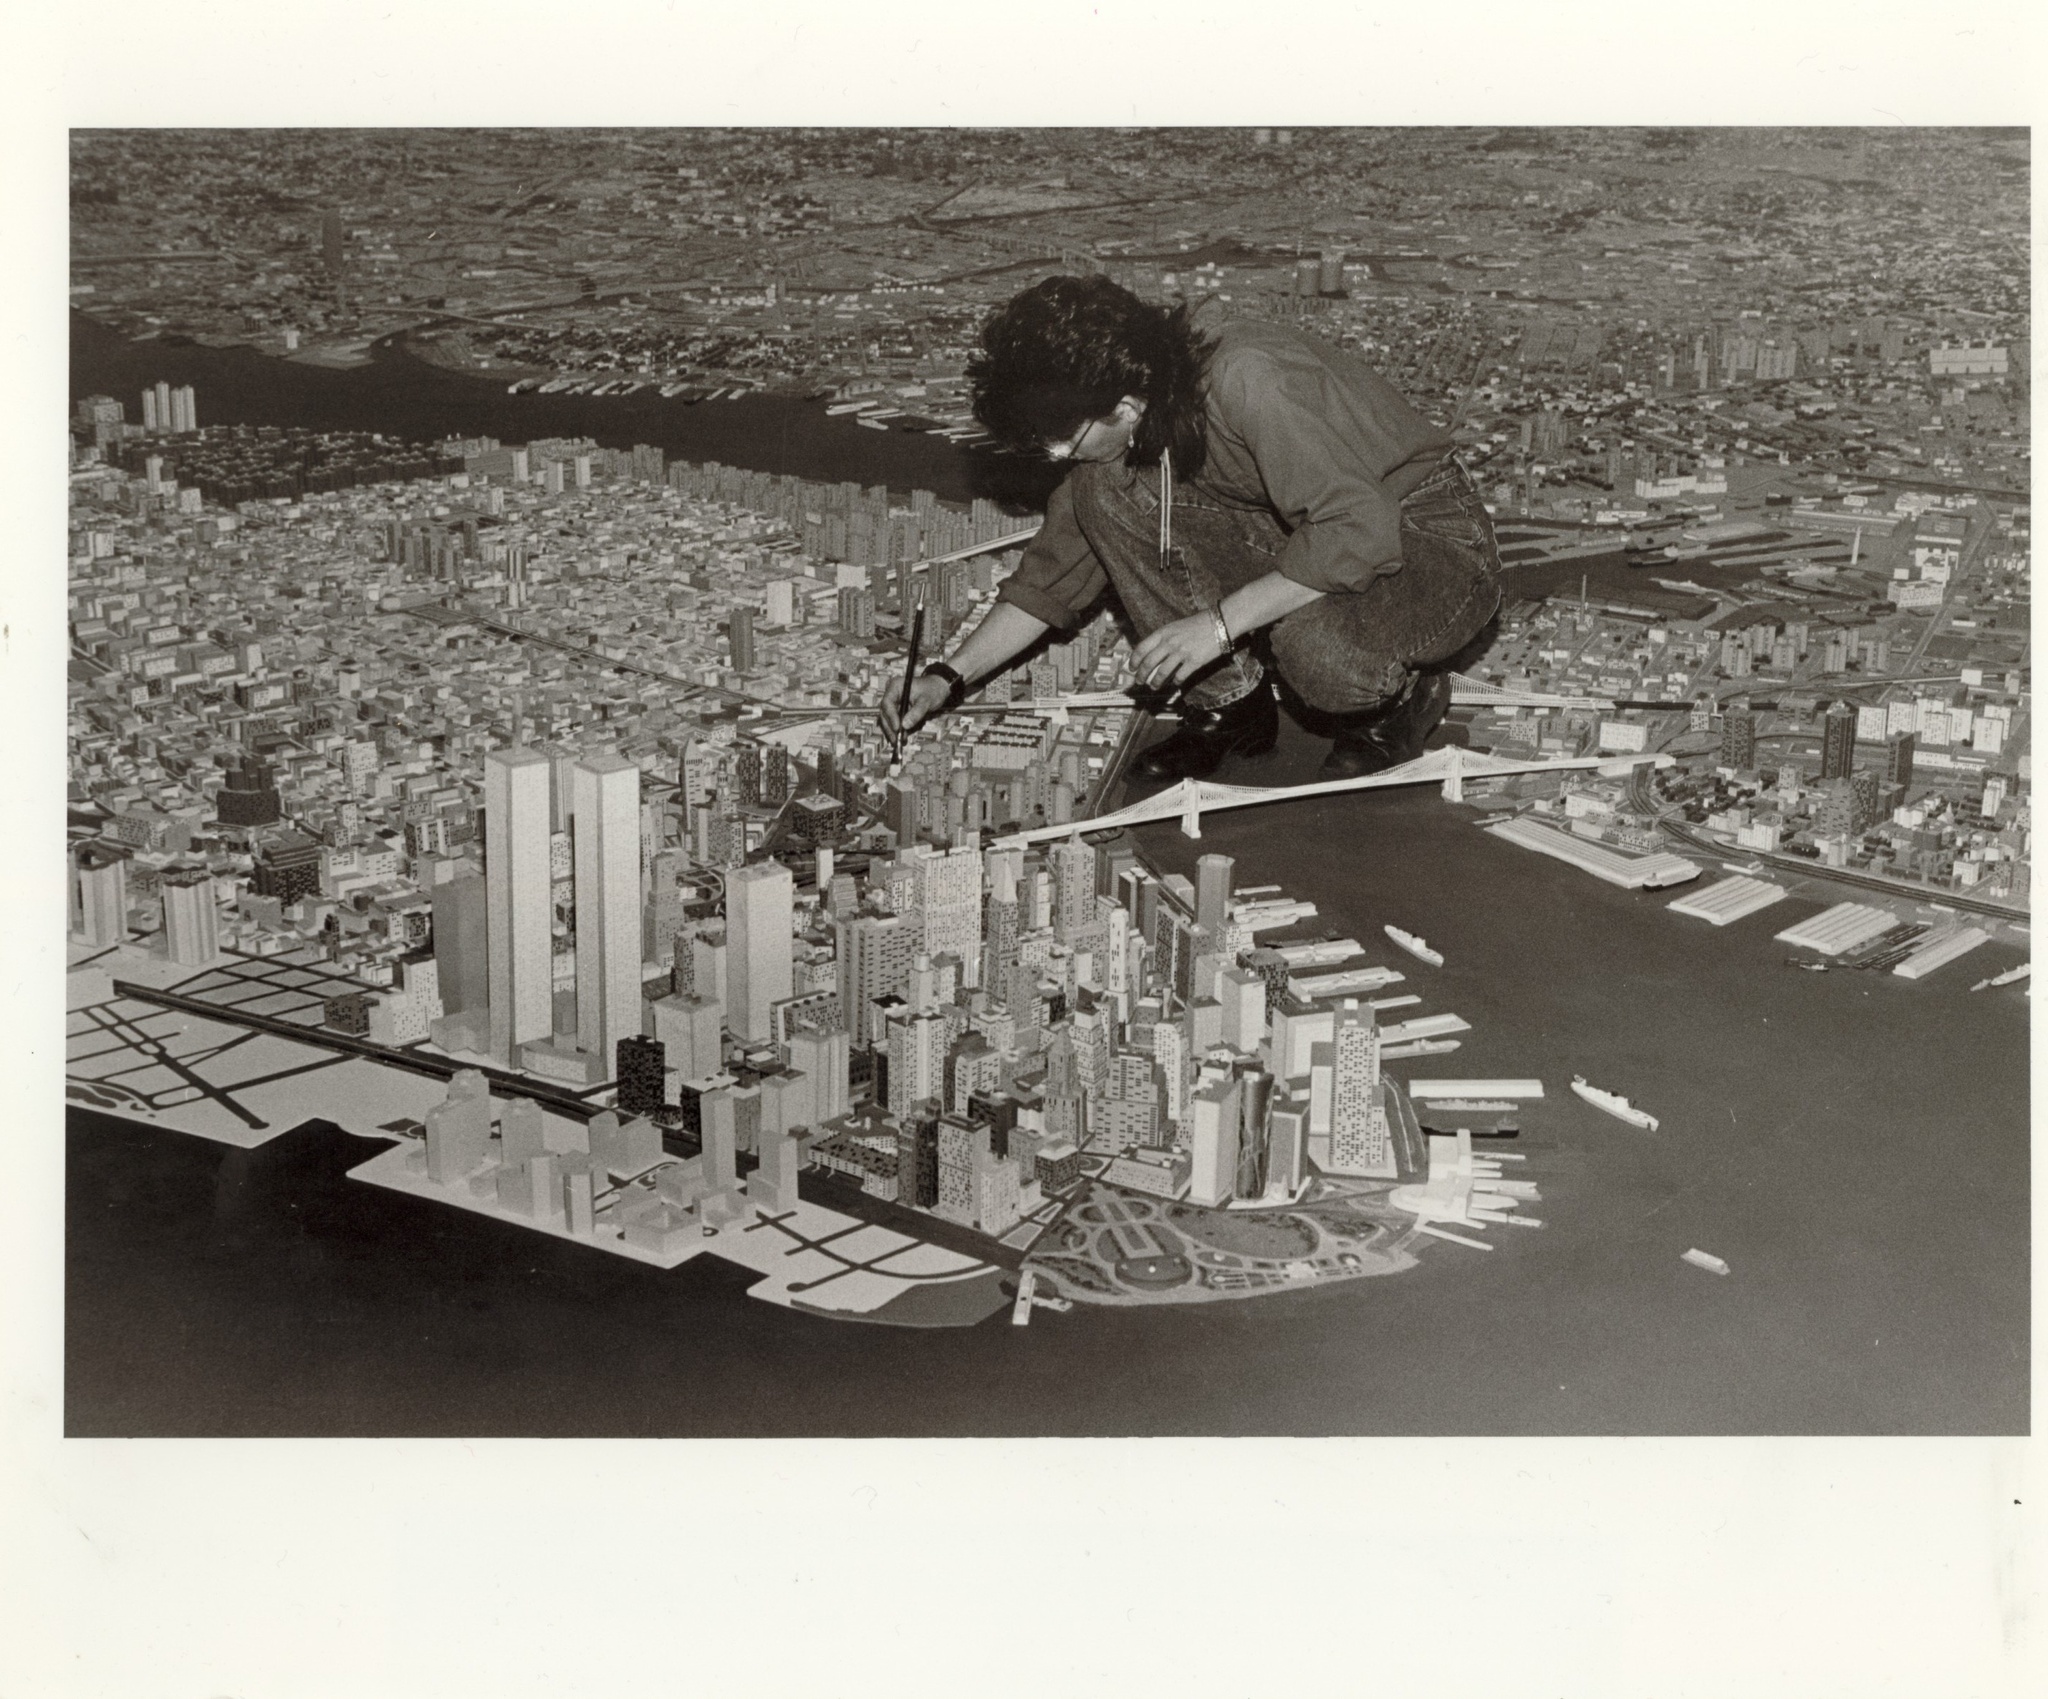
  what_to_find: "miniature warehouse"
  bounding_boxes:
[62,129,2028,1431]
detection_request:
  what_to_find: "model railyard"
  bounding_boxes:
[66,412,2030,1330]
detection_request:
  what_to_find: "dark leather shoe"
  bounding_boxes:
[1320,671,1451,778]
[1129,688,1278,783]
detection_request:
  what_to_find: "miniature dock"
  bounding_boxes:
[1484,816,1701,889]
[1669,875,1787,926]
[1775,902,1900,956]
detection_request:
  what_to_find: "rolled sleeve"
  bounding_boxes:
[994,478,1106,631]
[1222,361,1409,593]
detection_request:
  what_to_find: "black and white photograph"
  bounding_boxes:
[6,5,2041,1697]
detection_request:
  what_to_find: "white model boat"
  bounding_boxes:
[1571,1075,1658,1131]
[1384,925,1443,967]
[1011,1268,1037,1326]
[1381,1037,1462,1060]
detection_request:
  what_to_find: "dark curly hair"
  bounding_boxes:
[967,275,1217,478]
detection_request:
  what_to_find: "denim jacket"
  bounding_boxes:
[997,318,1455,632]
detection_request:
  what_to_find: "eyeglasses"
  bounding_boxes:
[1041,417,1105,461]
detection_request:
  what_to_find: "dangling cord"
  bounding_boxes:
[1158,447,1189,707]
[1158,446,1173,567]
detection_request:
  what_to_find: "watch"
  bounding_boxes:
[922,661,968,710]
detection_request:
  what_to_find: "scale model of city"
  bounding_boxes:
[67,129,2030,1329]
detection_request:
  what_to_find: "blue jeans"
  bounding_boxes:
[1069,454,1503,714]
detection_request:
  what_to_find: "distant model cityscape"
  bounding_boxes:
[66,128,2028,1320]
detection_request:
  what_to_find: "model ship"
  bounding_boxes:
[1381,1036,1461,1059]
[1570,1075,1659,1131]
[1383,925,1443,967]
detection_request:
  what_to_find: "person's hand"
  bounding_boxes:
[1131,611,1229,692]
[880,672,953,743]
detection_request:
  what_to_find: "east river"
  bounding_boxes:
[65,317,2027,1436]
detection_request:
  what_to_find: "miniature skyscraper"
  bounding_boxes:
[750,1130,803,1213]
[615,1034,668,1118]
[431,875,489,1018]
[1236,1066,1273,1199]
[159,865,219,965]
[724,860,794,1044]
[787,1027,851,1122]
[1720,708,1757,773]
[572,752,642,1078]
[1219,965,1265,1052]
[485,747,554,1066]
[1195,852,1234,941]
[1049,834,1094,944]
[1820,700,1857,781]
[1189,1074,1243,1207]
[1885,731,1916,794]
[73,845,128,946]
[915,842,984,986]
[1327,1000,1394,1177]
[1268,1098,1308,1195]
[700,1085,739,1193]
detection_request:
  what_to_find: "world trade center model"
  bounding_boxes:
[572,752,643,1077]
[64,128,2029,1365]
[483,747,552,1067]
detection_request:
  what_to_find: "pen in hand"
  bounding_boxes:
[893,582,925,763]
